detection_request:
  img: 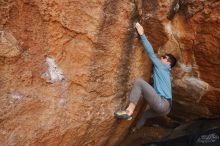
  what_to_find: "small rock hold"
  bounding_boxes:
[0,31,21,57]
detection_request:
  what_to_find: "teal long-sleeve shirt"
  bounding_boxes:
[140,35,172,100]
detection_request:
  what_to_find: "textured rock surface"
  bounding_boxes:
[0,31,21,57]
[0,0,219,146]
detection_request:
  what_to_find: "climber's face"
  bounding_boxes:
[160,55,171,65]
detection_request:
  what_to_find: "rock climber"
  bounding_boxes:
[114,22,177,129]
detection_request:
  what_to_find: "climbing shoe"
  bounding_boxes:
[114,110,132,120]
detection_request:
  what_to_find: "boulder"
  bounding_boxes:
[0,0,219,146]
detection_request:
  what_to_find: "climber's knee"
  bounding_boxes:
[134,78,144,86]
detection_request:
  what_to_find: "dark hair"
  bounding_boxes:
[166,53,177,68]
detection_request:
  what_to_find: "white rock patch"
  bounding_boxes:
[44,57,64,83]
[180,63,192,73]
[165,21,172,34]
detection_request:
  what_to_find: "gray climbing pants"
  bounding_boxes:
[129,78,171,129]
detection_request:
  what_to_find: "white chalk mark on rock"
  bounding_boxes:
[8,92,23,104]
[180,64,192,73]
[43,57,64,83]
[165,21,172,34]
[58,98,67,107]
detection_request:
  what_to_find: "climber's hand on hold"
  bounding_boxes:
[135,22,144,35]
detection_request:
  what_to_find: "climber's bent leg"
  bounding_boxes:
[128,78,145,105]
[114,78,146,119]
[114,78,170,120]
[127,78,170,113]
[125,78,147,115]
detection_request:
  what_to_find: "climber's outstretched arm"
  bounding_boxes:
[135,23,161,66]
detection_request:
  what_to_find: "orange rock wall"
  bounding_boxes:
[0,0,220,146]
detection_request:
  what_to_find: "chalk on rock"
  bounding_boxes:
[8,91,23,104]
[180,64,192,73]
[43,57,65,83]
